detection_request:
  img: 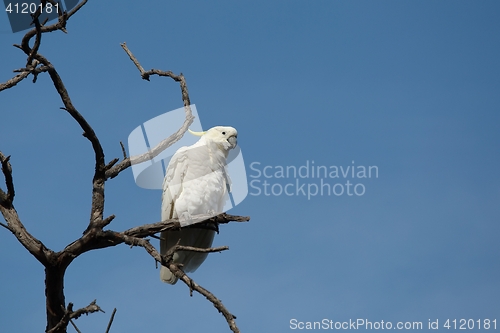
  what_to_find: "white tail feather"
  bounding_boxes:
[160,266,178,284]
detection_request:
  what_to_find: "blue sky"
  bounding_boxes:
[1,1,499,332]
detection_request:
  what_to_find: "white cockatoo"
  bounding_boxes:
[160,126,238,284]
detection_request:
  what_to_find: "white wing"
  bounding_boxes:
[160,146,190,222]
[159,144,226,284]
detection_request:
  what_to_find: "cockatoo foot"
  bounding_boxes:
[179,212,194,227]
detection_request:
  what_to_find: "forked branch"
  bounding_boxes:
[105,43,195,179]
[46,300,104,333]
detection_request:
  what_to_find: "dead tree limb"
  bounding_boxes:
[47,300,103,333]
[103,43,195,179]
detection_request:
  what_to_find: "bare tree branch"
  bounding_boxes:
[105,308,117,333]
[9,2,108,236]
[123,213,249,238]
[0,205,54,266]
[174,245,229,254]
[119,141,127,159]
[46,304,74,333]
[0,153,53,266]
[69,319,81,333]
[19,0,87,56]
[25,8,43,66]
[128,238,241,333]
[0,71,30,91]
[0,152,15,205]
[171,265,240,333]
[104,43,195,180]
[70,300,104,320]
[11,60,50,84]
[0,221,10,231]
[1,1,86,90]
[1,60,54,90]
[47,300,103,333]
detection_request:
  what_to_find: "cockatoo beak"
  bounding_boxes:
[188,129,206,136]
[228,136,237,149]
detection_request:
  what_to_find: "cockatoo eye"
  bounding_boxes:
[222,131,226,135]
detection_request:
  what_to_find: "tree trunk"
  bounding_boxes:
[45,265,67,332]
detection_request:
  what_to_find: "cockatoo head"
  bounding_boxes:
[189,126,238,151]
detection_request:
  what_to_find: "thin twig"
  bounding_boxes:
[0,0,86,91]
[105,308,117,333]
[0,71,30,92]
[0,221,11,231]
[69,319,81,333]
[104,158,119,171]
[47,300,103,333]
[176,245,229,253]
[119,141,127,159]
[170,264,240,333]
[26,11,42,66]
[123,235,241,333]
[67,0,88,18]
[70,300,104,320]
[0,152,15,204]
[123,213,248,238]
[120,42,146,76]
[46,303,74,333]
[18,0,87,56]
[103,43,196,179]
[99,214,116,228]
